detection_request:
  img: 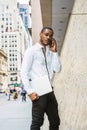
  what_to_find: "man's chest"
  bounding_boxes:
[32,50,52,65]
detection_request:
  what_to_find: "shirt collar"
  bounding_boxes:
[36,42,44,48]
[36,42,49,50]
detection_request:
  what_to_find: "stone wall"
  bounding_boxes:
[53,0,87,129]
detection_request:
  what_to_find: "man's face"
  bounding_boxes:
[40,29,53,46]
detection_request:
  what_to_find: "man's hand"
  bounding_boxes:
[28,92,39,101]
[49,38,57,52]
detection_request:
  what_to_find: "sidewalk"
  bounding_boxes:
[0,94,32,130]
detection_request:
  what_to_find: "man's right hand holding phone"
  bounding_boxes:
[49,38,58,52]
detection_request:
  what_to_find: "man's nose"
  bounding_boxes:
[47,36,51,39]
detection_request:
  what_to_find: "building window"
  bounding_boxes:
[1,25,3,28]
[6,27,8,32]
[10,68,12,71]
[2,18,4,21]
[6,5,8,9]
[6,18,8,21]
[10,27,12,32]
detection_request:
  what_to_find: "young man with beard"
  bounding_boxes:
[21,27,61,130]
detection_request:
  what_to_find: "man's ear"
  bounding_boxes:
[40,32,42,37]
[40,33,43,40]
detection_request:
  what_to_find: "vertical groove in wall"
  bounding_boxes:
[40,0,52,27]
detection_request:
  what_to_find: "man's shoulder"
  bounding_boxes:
[27,43,38,50]
[25,45,35,53]
[24,43,40,56]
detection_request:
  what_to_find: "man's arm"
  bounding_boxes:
[21,49,39,101]
[49,38,61,73]
[21,49,34,94]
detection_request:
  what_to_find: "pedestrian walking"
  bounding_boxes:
[13,86,18,100]
[5,84,11,101]
[21,87,27,102]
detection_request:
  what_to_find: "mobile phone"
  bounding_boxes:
[49,39,52,47]
[49,38,55,47]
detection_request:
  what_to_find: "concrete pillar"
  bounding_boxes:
[31,0,43,44]
[40,0,52,27]
[53,0,87,130]
[31,0,52,44]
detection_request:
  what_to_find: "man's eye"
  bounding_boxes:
[45,34,48,36]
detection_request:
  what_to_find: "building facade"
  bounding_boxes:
[0,0,28,86]
[17,2,32,48]
[0,49,7,92]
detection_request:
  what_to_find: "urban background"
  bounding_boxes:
[0,0,32,93]
[0,0,87,130]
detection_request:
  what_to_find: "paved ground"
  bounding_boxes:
[0,93,32,130]
[0,93,49,130]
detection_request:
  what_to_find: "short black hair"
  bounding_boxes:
[41,27,54,34]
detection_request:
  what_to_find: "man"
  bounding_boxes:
[5,84,11,101]
[21,87,26,102]
[21,27,61,130]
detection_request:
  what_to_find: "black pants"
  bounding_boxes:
[30,91,60,130]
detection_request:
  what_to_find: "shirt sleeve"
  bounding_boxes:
[52,52,61,73]
[21,49,34,95]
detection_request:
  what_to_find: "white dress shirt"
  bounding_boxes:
[21,42,61,95]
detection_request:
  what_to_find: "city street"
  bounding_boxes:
[0,93,32,130]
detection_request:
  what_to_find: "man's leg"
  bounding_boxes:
[30,95,48,130]
[46,92,60,130]
[8,94,10,100]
